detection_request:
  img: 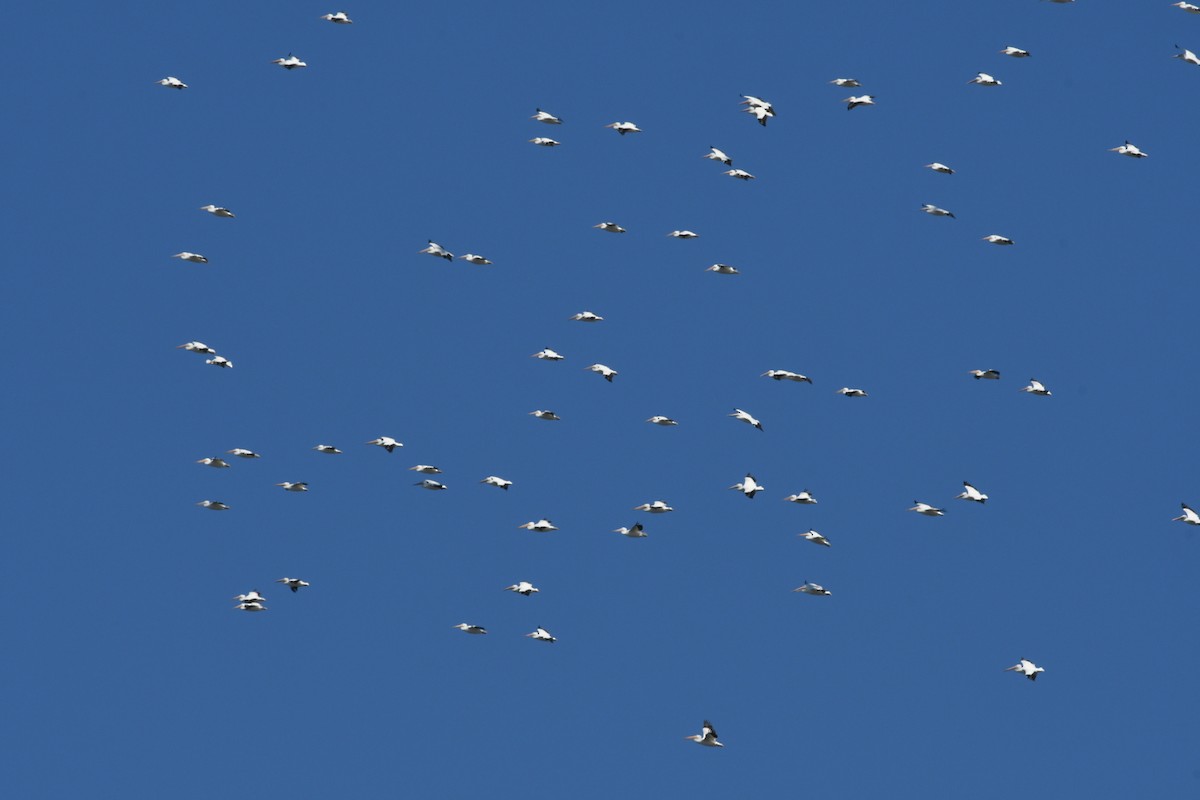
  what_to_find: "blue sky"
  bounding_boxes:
[4,1,1200,797]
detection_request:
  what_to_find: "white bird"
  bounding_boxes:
[957,481,989,503]
[157,76,187,89]
[799,530,831,547]
[276,577,310,592]
[704,146,733,166]
[1175,45,1200,66]
[525,626,557,642]
[312,444,342,453]
[707,263,739,275]
[1173,1,1200,12]
[762,369,812,383]
[366,436,402,452]
[197,499,230,510]
[172,252,208,263]
[419,240,454,260]
[529,137,561,147]
[910,501,945,516]
[518,519,558,532]
[277,481,309,492]
[740,95,776,115]
[982,234,1014,245]
[226,448,261,459]
[234,601,267,612]
[614,522,647,538]
[1021,378,1052,396]
[531,108,563,124]
[453,623,487,635]
[415,478,447,490]
[785,491,818,505]
[845,95,875,110]
[410,465,443,474]
[480,475,513,490]
[969,369,1001,380]
[505,581,539,596]
[233,590,266,604]
[271,54,307,69]
[922,203,956,218]
[830,77,861,87]
[199,204,235,218]
[197,457,230,468]
[320,11,353,23]
[205,356,233,368]
[925,162,955,174]
[836,387,867,397]
[1110,140,1148,158]
[684,721,723,748]
[633,501,673,513]
[530,410,561,420]
[585,363,617,382]
[594,221,626,233]
[459,253,492,265]
[743,104,773,126]
[646,416,678,426]
[570,311,604,322]
[969,72,1002,86]
[1173,503,1200,525]
[1000,46,1031,57]
[532,348,565,361]
[729,408,763,430]
[724,169,755,181]
[1005,659,1045,681]
[794,581,832,596]
[729,473,763,499]
[667,230,699,239]
[177,341,216,354]
[603,121,642,135]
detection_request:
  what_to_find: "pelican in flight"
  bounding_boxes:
[532,348,565,361]
[706,263,739,275]
[785,491,818,504]
[1172,503,1200,525]
[1110,141,1147,158]
[684,721,723,747]
[226,448,261,459]
[271,54,308,69]
[518,519,558,532]
[585,363,617,382]
[410,465,442,474]
[172,252,208,263]
[526,626,557,642]
[197,500,229,510]
[205,356,233,368]
[634,501,673,513]
[969,369,1001,380]
[667,230,699,238]
[312,444,342,453]
[614,522,647,538]
[276,577,310,592]
[570,311,604,322]
[531,108,562,124]
[453,623,487,635]
[1005,659,1044,681]
[740,95,775,115]
[910,501,945,516]
[830,77,861,87]
[968,72,1002,86]
[982,234,1014,245]
[277,481,309,492]
[704,146,732,165]
[233,591,266,604]
[603,121,642,135]
[320,11,353,23]
[480,475,512,490]
[419,240,454,260]
[529,137,561,147]
[646,416,678,426]
[234,601,267,612]
[1021,378,1051,396]
[921,203,955,218]
[724,169,755,181]
[845,95,875,110]
[794,582,832,596]
[925,162,954,174]
[415,479,447,490]
[1001,46,1031,57]
[459,253,492,265]
[366,436,402,452]
[1175,45,1200,66]
[957,482,988,503]
[177,341,216,354]
[836,387,867,397]
[197,457,230,468]
[505,581,539,596]
[157,76,187,89]
[200,204,235,218]
[799,530,831,547]
[762,370,812,383]
[1173,1,1200,12]
[729,473,763,499]
[530,410,561,420]
[594,221,626,233]
[729,408,763,430]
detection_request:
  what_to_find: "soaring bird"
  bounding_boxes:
[762,370,812,383]
[226,448,261,459]
[234,602,267,612]
[845,95,875,110]
[830,77,860,87]
[419,240,454,260]
[530,410,561,420]
[526,626,557,642]
[532,348,565,361]
[729,408,763,430]
[196,500,230,510]
[957,482,989,503]
[459,253,492,265]
[480,475,513,490]
[704,146,733,165]
[982,234,1014,245]
[1172,503,1200,525]
[1110,141,1147,158]
[410,465,442,474]
[969,369,1001,380]
[529,137,561,147]
[706,263,739,275]
[271,54,308,69]
[968,72,1002,86]
[199,204,235,218]
[177,341,217,355]
[1176,45,1200,66]
[684,721,723,747]
[729,473,763,499]
[799,530,831,547]
[614,522,647,538]
[531,108,563,124]
[320,11,353,23]
[518,519,558,532]
[594,221,626,233]
[925,162,955,174]
[634,501,673,513]
[454,623,487,635]
[570,311,604,322]
[585,363,617,382]
[724,169,755,181]
[276,577,310,592]
[172,252,208,263]
[794,582,832,596]
[646,416,679,426]
[740,95,775,115]
[1000,46,1031,57]
[277,482,309,492]
[836,387,867,397]
[667,230,699,239]
[157,76,187,89]
[233,591,266,604]
[785,491,818,505]
[312,444,342,453]
[1005,659,1044,681]
[921,203,955,218]
[909,501,945,516]
[366,436,402,452]
[603,121,642,135]
[1021,378,1051,396]
[205,356,233,368]
[197,457,230,468]
[1173,1,1200,12]
[415,479,447,490]
[505,581,539,596]
[743,104,773,126]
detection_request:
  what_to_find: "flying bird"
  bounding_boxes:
[177,341,216,354]
[742,103,773,126]
[531,108,563,124]
[271,54,308,70]
[740,95,775,115]
[704,146,732,165]
[320,11,353,23]
[968,73,1002,86]
[415,479,447,490]
[410,465,442,474]
[1021,378,1052,396]
[845,95,875,110]
[706,263,739,275]
[529,137,561,147]
[982,234,1014,245]
[585,363,617,382]
[276,577,310,592]
[226,448,261,459]
[312,444,342,453]
[505,582,539,596]
[729,408,763,430]
[233,591,266,604]
[196,457,230,468]
[570,311,604,322]
[196,500,230,510]
[909,501,945,516]
[366,436,402,452]
[925,162,955,174]
[614,522,647,538]
[234,601,267,612]
[594,221,626,233]
[724,169,755,181]
[762,370,812,383]
[199,204,235,218]
[667,230,699,238]
[799,530,831,547]
[419,240,454,260]
[921,203,955,218]
[172,252,208,263]
[1172,503,1200,525]
[794,582,832,596]
[729,473,763,499]
[480,475,513,490]
[785,491,818,504]
[646,416,678,426]
[459,254,492,265]
[1177,45,1200,66]
[530,410,561,420]
[1110,141,1147,158]
[1005,659,1045,681]
[1000,46,1031,57]
[532,348,565,361]
[453,623,487,635]
[205,356,233,368]
[830,77,861,87]
[526,626,557,642]
[518,519,558,532]
[836,387,867,397]
[634,501,673,513]
[1173,1,1200,12]
[603,121,642,135]
[276,482,309,492]
[157,76,187,89]
[969,369,1001,380]
[684,721,723,748]
[957,482,989,503]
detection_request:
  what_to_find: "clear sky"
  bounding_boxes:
[4,1,1199,797]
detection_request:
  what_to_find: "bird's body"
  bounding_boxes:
[1021,378,1051,396]
[794,582,831,596]
[226,448,261,459]
[205,356,233,368]
[614,522,647,538]
[1174,503,1200,525]
[505,581,539,596]
[762,370,812,383]
[969,72,1002,86]
[410,465,442,474]
[454,623,487,635]
[604,121,641,135]
[740,95,775,126]
[724,169,755,181]
[586,363,617,382]
[172,252,208,263]
[529,137,561,147]
[532,348,564,361]
[157,76,187,89]
[419,240,454,260]
[925,162,954,174]
[518,519,558,532]
[177,341,216,355]
[530,410,561,420]
[481,475,513,490]
[197,500,229,510]
[667,230,699,239]
[785,491,818,505]
[969,369,1001,380]
[922,203,956,218]
[276,577,310,592]
[845,95,875,110]
[1001,46,1031,57]
[910,501,945,516]
[234,602,267,612]
[531,108,562,124]
[830,77,860,87]
[705,146,733,166]
[646,416,678,426]
[526,626,556,642]
[1110,141,1147,158]
[277,481,309,492]
[197,457,230,468]
[416,479,447,490]
[366,436,402,452]
[1005,659,1044,681]
[594,221,626,233]
[800,530,831,547]
[200,204,235,218]
[233,591,266,604]
[730,473,763,499]
[634,501,673,513]
[313,444,342,454]
[459,254,492,265]
[1176,46,1200,66]
[271,54,308,69]
[320,11,353,23]
[729,408,763,430]
[570,311,604,322]
[707,263,739,275]
[982,235,1014,246]
[957,481,988,503]
[836,387,867,397]
[1174,1,1200,12]
[684,721,723,747]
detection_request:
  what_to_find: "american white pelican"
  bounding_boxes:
[312,444,342,453]
[454,623,487,634]
[1021,378,1051,396]
[684,721,723,747]
[271,54,308,69]
[1110,141,1147,158]
[1174,1,1200,12]
[704,146,732,165]
[969,72,1002,86]
[233,590,266,603]
[1005,659,1044,681]
[320,11,353,23]
[419,240,454,260]
[724,169,755,181]
[459,253,492,265]
[531,108,562,123]
[1172,503,1200,525]
[910,501,945,516]
[585,363,617,382]
[1001,46,1031,57]
[226,448,261,459]
[1175,45,1200,66]
[197,457,230,468]
[234,601,267,612]
[830,77,861,87]
[921,203,956,218]
[480,475,512,490]
[741,95,775,114]
[518,519,558,532]
[415,479,447,490]
[276,577,310,592]
[366,436,402,452]
[530,410,561,420]
[729,408,763,430]
[529,137,561,146]
[762,370,812,383]
[836,387,867,397]
[707,263,739,275]
[634,500,673,513]
[667,230,699,238]
[982,234,1014,245]
[969,369,1001,380]
[205,356,233,368]
[594,221,626,233]
[730,473,763,499]
[604,121,642,135]
[799,530,831,547]
[925,162,955,174]
[957,481,988,503]
[172,252,208,263]
[794,581,832,596]
[845,95,875,110]
[410,465,442,474]
[570,311,604,322]
[277,481,309,492]
[646,416,678,426]
[526,626,556,642]
[197,500,230,510]
[177,341,216,354]
[785,491,817,504]
[743,104,773,125]
[505,581,539,596]
[157,76,187,89]
[614,522,647,537]
[200,204,235,218]
[532,348,564,361]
